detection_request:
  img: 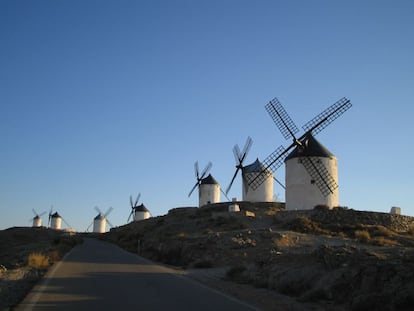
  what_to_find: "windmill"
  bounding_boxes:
[48,206,71,230]
[87,206,114,233]
[226,137,280,202]
[128,193,151,222]
[247,97,352,210]
[31,209,46,227]
[188,161,225,206]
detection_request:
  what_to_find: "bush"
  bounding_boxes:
[287,217,327,234]
[354,230,371,243]
[28,253,49,268]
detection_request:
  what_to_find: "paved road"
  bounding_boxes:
[17,238,260,311]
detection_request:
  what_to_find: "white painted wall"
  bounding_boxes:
[390,206,401,215]
[50,216,62,230]
[93,217,106,233]
[285,156,339,210]
[134,211,151,221]
[228,198,240,212]
[199,183,220,207]
[32,216,42,227]
[242,172,274,202]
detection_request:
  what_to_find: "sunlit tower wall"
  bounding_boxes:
[199,174,220,207]
[285,136,339,210]
[134,204,151,221]
[93,215,106,233]
[242,159,274,202]
[50,212,62,230]
[32,216,42,227]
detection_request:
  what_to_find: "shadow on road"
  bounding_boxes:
[18,238,259,311]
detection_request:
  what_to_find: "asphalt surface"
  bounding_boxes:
[17,238,260,311]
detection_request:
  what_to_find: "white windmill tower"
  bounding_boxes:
[242,159,274,202]
[87,207,114,233]
[48,206,62,229]
[48,206,71,230]
[128,193,151,222]
[226,137,274,202]
[31,209,46,227]
[248,97,352,210]
[188,161,222,207]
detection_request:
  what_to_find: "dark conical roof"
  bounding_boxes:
[200,174,218,185]
[51,212,61,218]
[134,204,149,212]
[243,158,270,174]
[285,134,335,160]
[94,213,104,220]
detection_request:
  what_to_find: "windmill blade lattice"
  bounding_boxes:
[61,217,72,229]
[188,161,212,197]
[128,193,141,222]
[248,97,351,194]
[225,136,253,195]
[300,157,338,196]
[48,206,54,226]
[127,210,134,223]
[94,206,102,215]
[247,145,287,190]
[104,207,113,217]
[134,193,141,207]
[302,97,352,136]
[106,218,114,228]
[265,98,299,140]
[199,162,212,179]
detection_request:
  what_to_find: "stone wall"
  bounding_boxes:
[275,208,414,232]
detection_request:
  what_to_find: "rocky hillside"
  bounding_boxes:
[106,203,414,311]
[0,227,81,310]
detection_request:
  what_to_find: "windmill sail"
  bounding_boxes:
[248,97,351,196]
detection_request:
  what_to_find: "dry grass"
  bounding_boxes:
[265,207,280,216]
[273,235,296,248]
[287,217,327,235]
[371,236,400,246]
[354,230,371,242]
[408,224,414,236]
[27,252,49,268]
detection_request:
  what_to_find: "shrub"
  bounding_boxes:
[28,253,49,268]
[287,217,326,234]
[354,230,371,243]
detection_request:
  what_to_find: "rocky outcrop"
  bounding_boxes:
[275,208,414,232]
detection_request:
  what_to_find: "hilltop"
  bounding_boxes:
[105,203,414,311]
[1,205,413,311]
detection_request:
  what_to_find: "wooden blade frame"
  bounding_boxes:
[300,157,338,196]
[302,97,352,136]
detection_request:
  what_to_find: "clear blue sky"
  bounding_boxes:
[1,0,413,231]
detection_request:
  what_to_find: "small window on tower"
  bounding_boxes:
[310,179,315,184]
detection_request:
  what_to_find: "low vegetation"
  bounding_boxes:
[27,253,49,268]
